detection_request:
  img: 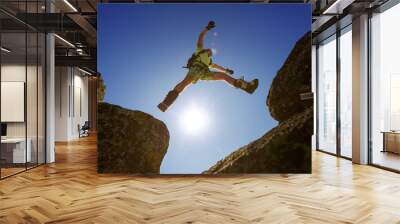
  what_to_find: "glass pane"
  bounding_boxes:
[27,31,38,169]
[1,31,27,177]
[371,4,400,171]
[38,33,45,165]
[317,35,337,154]
[340,27,352,158]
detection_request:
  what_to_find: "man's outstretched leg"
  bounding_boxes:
[212,72,258,94]
[158,76,193,112]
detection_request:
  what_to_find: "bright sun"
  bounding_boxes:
[180,104,209,135]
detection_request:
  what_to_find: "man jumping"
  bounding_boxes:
[158,21,259,112]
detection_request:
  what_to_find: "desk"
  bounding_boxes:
[1,138,31,163]
[382,131,400,154]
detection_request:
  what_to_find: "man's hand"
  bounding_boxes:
[206,21,216,30]
[226,68,234,75]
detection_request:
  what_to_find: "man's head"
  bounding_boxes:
[205,49,213,57]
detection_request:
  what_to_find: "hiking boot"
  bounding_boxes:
[234,78,259,94]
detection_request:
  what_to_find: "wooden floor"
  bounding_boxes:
[0,135,400,224]
[1,167,26,178]
[373,151,400,171]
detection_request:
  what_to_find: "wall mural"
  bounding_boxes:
[97,3,312,174]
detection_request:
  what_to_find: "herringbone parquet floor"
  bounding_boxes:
[1,135,400,224]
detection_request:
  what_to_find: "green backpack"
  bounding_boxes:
[184,49,210,69]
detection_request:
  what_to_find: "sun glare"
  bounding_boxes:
[181,104,209,135]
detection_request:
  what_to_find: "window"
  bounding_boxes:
[0,2,46,179]
[339,26,352,158]
[370,2,400,171]
[317,35,337,154]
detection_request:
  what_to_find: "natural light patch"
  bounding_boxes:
[180,104,210,135]
[211,48,217,55]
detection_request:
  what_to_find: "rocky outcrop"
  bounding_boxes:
[267,32,312,122]
[205,32,312,174]
[204,108,312,174]
[97,102,169,174]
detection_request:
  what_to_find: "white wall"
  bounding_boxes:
[1,65,37,138]
[55,67,89,141]
[55,66,70,141]
[1,63,46,164]
[1,65,26,138]
[71,72,89,138]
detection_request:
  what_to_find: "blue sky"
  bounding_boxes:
[98,4,311,174]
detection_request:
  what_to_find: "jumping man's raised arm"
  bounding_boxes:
[197,21,216,49]
[197,29,209,49]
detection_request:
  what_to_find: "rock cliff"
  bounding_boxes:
[267,32,312,122]
[205,32,312,174]
[97,102,169,174]
[204,108,312,174]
